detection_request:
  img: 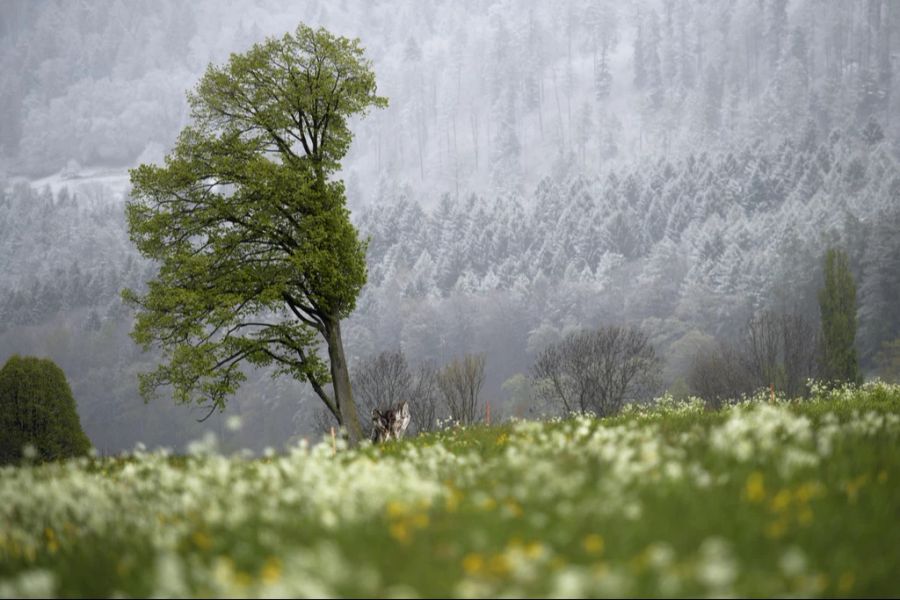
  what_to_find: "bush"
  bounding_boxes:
[0,355,92,463]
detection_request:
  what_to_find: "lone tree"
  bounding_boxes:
[124,25,387,444]
[818,248,861,385]
[0,355,92,464]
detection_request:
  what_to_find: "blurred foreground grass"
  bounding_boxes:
[1,382,899,597]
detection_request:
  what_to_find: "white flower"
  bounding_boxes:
[779,547,807,577]
[21,444,37,460]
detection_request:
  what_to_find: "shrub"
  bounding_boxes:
[0,355,91,463]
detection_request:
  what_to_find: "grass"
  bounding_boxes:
[1,381,899,597]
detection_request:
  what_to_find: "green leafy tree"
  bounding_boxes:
[124,25,387,444]
[0,355,92,463]
[818,248,861,385]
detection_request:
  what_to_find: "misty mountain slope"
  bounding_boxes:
[350,131,900,379]
[1,136,897,453]
[3,0,899,207]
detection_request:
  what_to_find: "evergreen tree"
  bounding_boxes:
[0,355,91,463]
[818,248,861,384]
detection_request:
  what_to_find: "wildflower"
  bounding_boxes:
[260,557,281,585]
[744,471,766,503]
[389,522,410,544]
[779,547,807,577]
[696,538,737,590]
[582,534,604,555]
[386,501,408,519]
[191,530,212,550]
[411,512,430,529]
[462,553,484,574]
[488,554,510,576]
[765,519,788,539]
[502,499,523,519]
[770,489,791,513]
[524,541,544,560]
[838,571,855,593]
[21,444,37,460]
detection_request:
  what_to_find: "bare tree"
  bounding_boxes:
[532,325,661,417]
[436,354,486,425]
[778,311,822,397]
[744,310,822,398]
[353,351,412,414]
[351,350,443,437]
[689,310,822,406]
[745,311,782,387]
[687,342,755,409]
[409,361,442,434]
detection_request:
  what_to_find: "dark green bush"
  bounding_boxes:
[0,355,91,463]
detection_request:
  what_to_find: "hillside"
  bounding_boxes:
[2,0,899,204]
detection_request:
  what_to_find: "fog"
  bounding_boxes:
[1,0,899,452]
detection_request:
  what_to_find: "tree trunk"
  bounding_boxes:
[323,316,363,444]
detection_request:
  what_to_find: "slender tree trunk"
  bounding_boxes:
[324,315,363,444]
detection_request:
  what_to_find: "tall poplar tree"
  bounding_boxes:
[818,248,861,385]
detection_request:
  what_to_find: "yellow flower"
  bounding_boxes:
[765,519,787,539]
[43,528,59,553]
[838,571,855,593]
[582,534,605,555]
[794,481,822,503]
[845,475,868,504]
[411,512,430,529]
[260,557,282,585]
[503,499,523,518]
[191,530,212,550]
[798,507,814,525]
[233,571,252,588]
[386,501,408,519]
[488,554,511,576]
[389,522,411,544]
[745,471,766,503]
[445,489,463,512]
[480,497,497,511]
[524,541,544,560]
[462,553,484,574]
[770,489,791,513]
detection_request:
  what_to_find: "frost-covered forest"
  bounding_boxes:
[1,0,899,452]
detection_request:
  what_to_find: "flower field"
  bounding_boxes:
[1,382,899,598]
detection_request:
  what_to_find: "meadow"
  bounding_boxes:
[1,381,899,598]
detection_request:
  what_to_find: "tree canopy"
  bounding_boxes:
[125,24,387,443]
